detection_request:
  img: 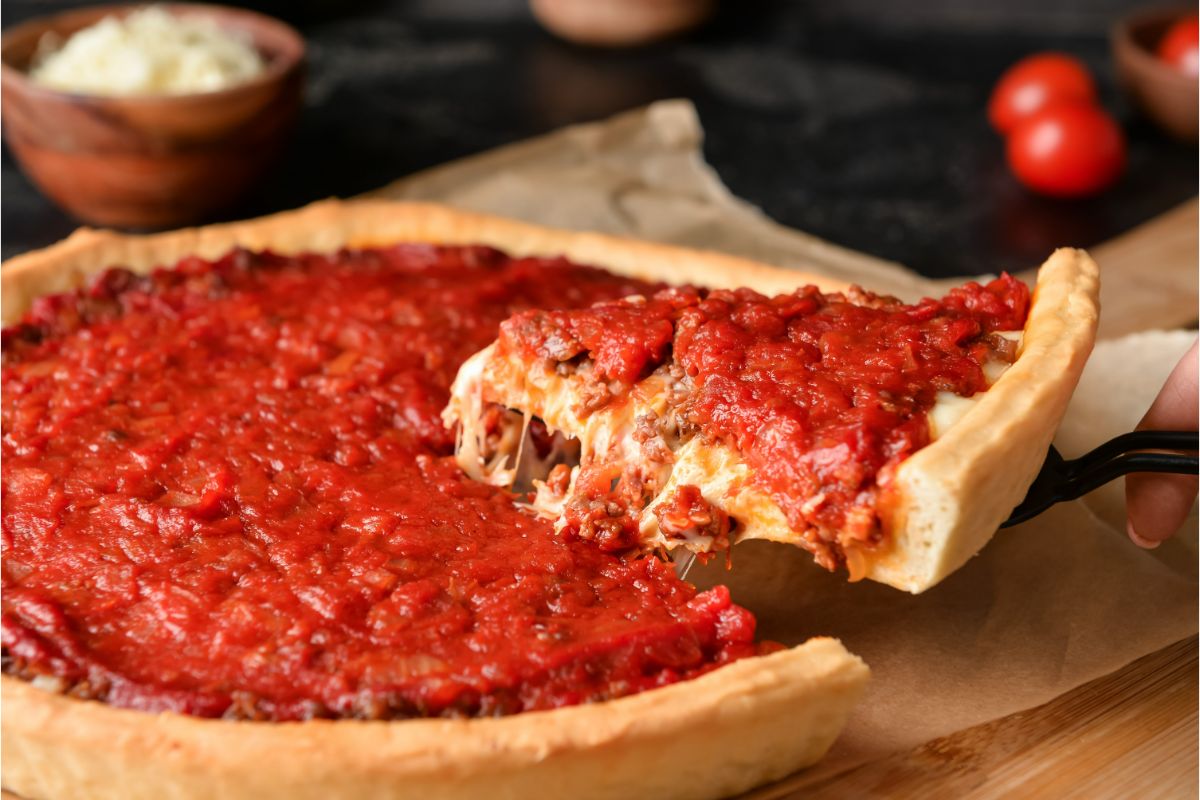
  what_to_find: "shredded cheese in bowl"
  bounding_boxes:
[29,6,265,96]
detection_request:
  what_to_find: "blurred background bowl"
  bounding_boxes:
[530,0,715,47]
[0,3,305,229]
[1112,6,1198,143]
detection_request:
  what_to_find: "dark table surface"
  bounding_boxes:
[3,0,1197,276]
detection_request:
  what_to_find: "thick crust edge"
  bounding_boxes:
[1,199,867,800]
[874,248,1100,591]
[1,198,843,325]
[1,640,868,800]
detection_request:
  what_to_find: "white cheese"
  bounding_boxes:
[30,7,265,96]
[445,346,498,484]
[445,346,582,491]
[927,330,1023,440]
[927,391,979,440]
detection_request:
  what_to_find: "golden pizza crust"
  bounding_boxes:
[1,199,843,325]
[1,200,868,800]
[446,249,1100,594]
[875,248,1100,591]
[1,639,867,800]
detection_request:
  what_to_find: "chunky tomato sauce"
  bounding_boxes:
[499,277,1030,569]
[1,246,768,720]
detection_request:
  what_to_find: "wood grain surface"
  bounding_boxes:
[752,636,1199,800]
[1078,198,1198,340]
[1009,197,1198,340]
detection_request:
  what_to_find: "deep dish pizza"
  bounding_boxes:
[2,202,878,800]
[446,251,1099,593]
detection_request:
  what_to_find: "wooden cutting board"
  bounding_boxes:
[1067,198,1198,340]
[751,637,1198,799]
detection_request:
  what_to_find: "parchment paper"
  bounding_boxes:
[370,100,1199,776]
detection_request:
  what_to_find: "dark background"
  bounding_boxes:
[3,0,1197,276]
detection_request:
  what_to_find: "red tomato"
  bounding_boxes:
[1157,15,1200,78]
[1006,103,1126,198]
[988,53,1098,134]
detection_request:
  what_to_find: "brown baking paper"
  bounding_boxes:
[369,101,1198,780]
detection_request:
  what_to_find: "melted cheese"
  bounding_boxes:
[927,331,1023,441]
[927,392,976,440]
[445,329,1026,553]
[639,438,745,552]
[445,346,507,484]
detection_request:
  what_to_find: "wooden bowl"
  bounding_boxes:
[1112,6,1198,143]
[1,3,305,229]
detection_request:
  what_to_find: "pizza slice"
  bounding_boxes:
[445,249,1099,593]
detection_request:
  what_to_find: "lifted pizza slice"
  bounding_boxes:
[445,249,1099,593]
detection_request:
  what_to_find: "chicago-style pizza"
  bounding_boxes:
[2,201,874,800]
[446,249,1098,592]
[0,200,1097,800]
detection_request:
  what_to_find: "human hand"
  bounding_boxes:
[1125,340,1199,548]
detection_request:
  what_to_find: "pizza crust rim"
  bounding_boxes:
[0,199,869,800]
[1,639,867,800]
[1,198,846,326]
[876,248,1100,591]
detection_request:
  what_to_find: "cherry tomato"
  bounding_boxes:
[988,53,1098,134]
[1157,15,1199,78]
[1006,103,1126,197]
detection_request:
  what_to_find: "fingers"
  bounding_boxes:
[1125,340,1199,548]
[1126,474,1198,547]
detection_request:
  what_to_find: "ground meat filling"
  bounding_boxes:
[496,276,1030,571]
[518,399,682,554]
[559,459,656,552]
[2,246,775,721]
[654,485,733,553]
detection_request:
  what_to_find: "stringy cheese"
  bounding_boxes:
[29,7,264,96]
[446,329,1025,554]
[445,345,580,494]
[927,331,1023,440]
[445,347,514,485]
